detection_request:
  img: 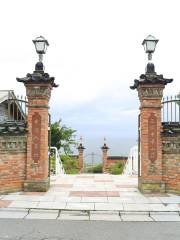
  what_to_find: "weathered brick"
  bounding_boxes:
[137,84,165,193]
[24,83,52,191]
[162,135,180,194]
[0,135,27,193]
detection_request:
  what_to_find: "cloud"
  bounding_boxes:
[0,0,179,147]
[50,92,139,139]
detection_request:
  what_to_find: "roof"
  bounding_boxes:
[0,90,14,104]
[0,90,27,121]
[107,156,128,160]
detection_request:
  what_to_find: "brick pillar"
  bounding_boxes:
[131,63,173,193]
[77,143,85,173]
[17,62,58,191]
[101,143,109,173]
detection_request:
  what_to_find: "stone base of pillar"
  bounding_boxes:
[24,178,50,192]
[102,168,108,173]
[79,168,83,174]
[165,186,180,195]
[138,178,165,193]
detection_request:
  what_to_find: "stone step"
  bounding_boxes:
[0,208,180,221]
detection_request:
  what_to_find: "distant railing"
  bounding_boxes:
[50,147,65,176]
[162,95,180,124]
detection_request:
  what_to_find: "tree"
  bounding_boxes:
[51,120,77,154]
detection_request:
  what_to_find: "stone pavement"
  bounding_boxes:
[0,174,180,221]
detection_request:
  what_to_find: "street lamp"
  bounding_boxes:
[142,35,159,61]
[33,36,49,62]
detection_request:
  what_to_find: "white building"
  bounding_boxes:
[123,145,138,175]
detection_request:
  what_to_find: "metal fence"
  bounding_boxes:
[7,91,28,121]
[50,147,66,176]
[162,95,180,124]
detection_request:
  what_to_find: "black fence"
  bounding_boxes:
[0,91,28,134]
[6,91,28,122]
[162,95,180,124]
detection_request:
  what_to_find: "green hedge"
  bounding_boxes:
[50,154,79,174]
[108,162,124,175]
[86,163,103,173]
[60,154,79,174]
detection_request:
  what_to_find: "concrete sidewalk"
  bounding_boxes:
[0,174,180,221]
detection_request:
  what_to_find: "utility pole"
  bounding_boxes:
[91,152,95,171]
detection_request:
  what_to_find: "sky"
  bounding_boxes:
[0,0,180,156]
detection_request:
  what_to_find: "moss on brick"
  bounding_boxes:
[24,178,50,192]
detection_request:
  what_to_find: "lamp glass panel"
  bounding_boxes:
[35,41,45,53]
[146,41,156,53]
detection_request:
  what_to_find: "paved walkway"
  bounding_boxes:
[0,174,180,221]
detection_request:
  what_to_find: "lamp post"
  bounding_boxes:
[142,35,159,61]
[17,37,58,192]
[130,36,173,193]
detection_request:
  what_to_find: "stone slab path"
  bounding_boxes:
[0,174,180,221]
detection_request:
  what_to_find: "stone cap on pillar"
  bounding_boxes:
[101,143,109,150]
[16,62,58,88]
[130,63,173,90]
[77,143,85,150]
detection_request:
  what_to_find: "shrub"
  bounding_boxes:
[50,153,79,174]
[92,163,103,173]
[65,169,80,174]
[50,154,56,174]
[108,162,124,175]
[86,163,103,173]
[60,154,79,174]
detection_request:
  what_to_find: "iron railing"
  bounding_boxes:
[0,90,28,122]
[50,147,65,176]
[0,90,28,134]
[161,95,180,124]
[7,92,28,121]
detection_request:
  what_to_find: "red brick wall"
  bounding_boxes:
[0,83,52,193]
[106,159,127,169]
[0,135,27,193]
[162,135,180,194]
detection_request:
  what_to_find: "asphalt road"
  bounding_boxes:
[0,220,179,240]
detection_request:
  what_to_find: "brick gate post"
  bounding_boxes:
[131,63,172,193]
[17,62,58,191]
[77,143,85,173]
[101,143,109,173]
